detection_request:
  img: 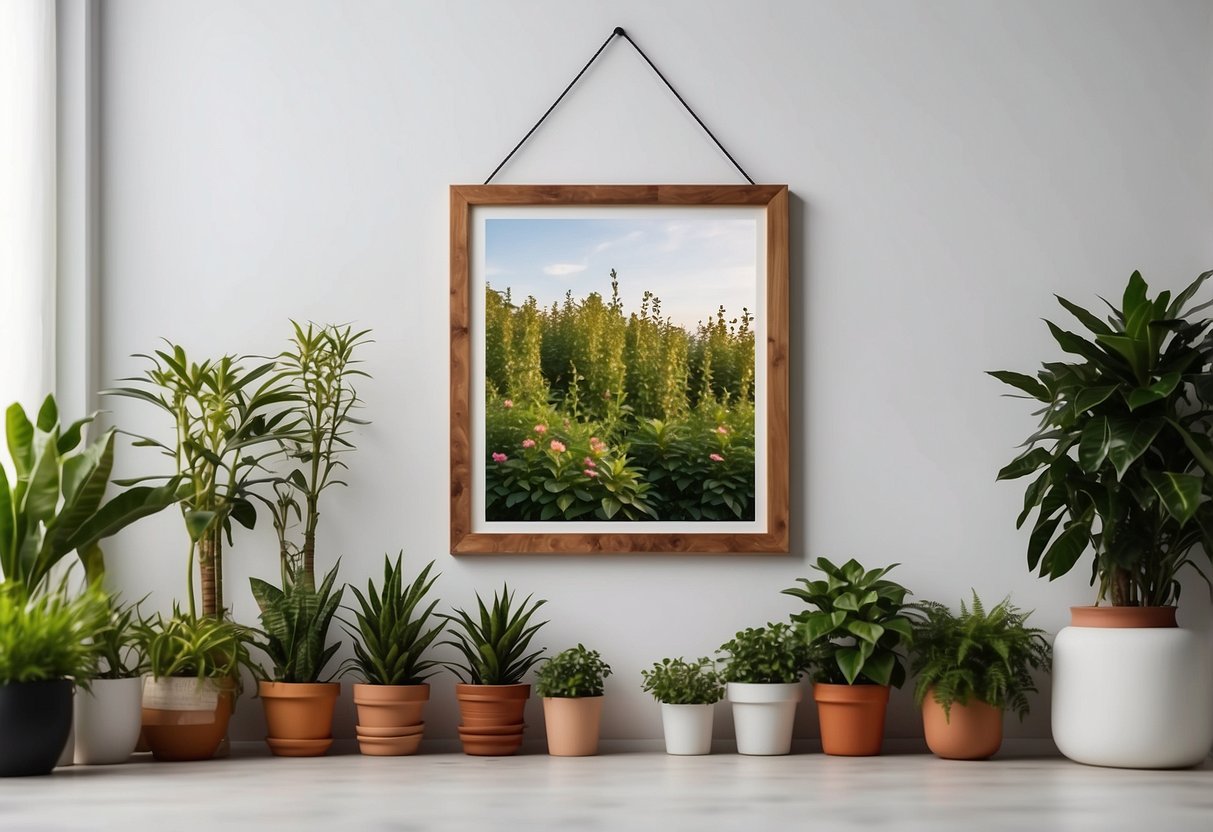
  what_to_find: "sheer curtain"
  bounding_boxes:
[0,0,57,414]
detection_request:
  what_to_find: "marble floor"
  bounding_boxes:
[3,745,1211,832]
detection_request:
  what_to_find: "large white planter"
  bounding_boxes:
[74,677,144,765]
[1052,612,1213,769]
[660,703,715,755]
[727,682,801,756]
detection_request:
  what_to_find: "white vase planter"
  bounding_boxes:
[1052,616,1213,769]
[727,682,801,755]
[660,703,714,755]
[74,677,144,765]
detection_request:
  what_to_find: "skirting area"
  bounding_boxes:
[5,744,1211,831]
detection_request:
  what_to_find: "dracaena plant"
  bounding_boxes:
[641,657,724,705]
[249,562,344,684]
[108,345,297,617]
[0,396,179,590]
[717,622,812,684]
[342,554,444,686]
[908,593,1052,721]
[990,270,1213,606]
[441,585,547,685]
[782,557,914,687]
[535,644,612,698]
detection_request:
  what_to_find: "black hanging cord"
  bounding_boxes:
[484,26,754,185]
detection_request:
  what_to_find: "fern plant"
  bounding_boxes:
[249,562,344,684]
[535,644,612,698]
[641,657,724,705]
[0,580,109,684]
[908,593,1052,720]
[441,585,547,685]
[342,554,443,686]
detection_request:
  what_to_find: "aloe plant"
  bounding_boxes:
[342,554,443,686]
[249,562,344,684]
[441,585,548,685]
[990,270,1213,605]
[0,396,179,590]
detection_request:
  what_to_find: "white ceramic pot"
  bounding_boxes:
[727,682,801,756]
[74,677,144,765]
[660,703,715,755]
[1052,613,1213,768]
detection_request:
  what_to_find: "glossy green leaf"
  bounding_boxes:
[1145,471,1203,526]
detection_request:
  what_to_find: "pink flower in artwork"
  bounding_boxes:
[492,452,509,463]
[521,438,536,449]
[534,424,548,434]
[709,453,724,462]
[715,425,729,435]
[583,457,597,468]
[584,469,599,478]
[503,399,514,409]
[549,440,567,453]
[589,436,607,454]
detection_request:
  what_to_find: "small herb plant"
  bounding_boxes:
[250,563,344,684]
[535,644,612,698]
[717,623,811,684]
[441,585,547,685]
[0,581,109,684]
[783,557,914,687]
[641,657,724,705]
[134,606,258,686]
[909,593,1052,720]
[93,596,147,680]
[343,554,444,686]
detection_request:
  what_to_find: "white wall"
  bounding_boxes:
[98,0,1213,742]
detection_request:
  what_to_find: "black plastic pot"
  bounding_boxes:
[0,679,74,776]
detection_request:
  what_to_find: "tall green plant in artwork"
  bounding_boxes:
[108,346,296,617]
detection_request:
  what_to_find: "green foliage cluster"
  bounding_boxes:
[909,593,1052,720]
[484,271,756,522]
[250,563,344,684]
[717,622,811,684]
[134,606,258,685]
[991,270,1213,606]
[441,585,548,685]
[535,644,612,698]
[0,580,109,684]
[343,554,444,686]
[784,557,914,687]
[93,596,147,680]
[640,657,724,705]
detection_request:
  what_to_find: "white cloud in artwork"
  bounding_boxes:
[543,263,588,276]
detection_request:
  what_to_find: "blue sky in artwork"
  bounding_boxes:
[484,217,757,331]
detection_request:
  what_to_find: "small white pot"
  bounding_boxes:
[660,703,714,755]
[727,682,801,756]
[74,677,143,765]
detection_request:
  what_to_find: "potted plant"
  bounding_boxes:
[909,593,1052,760]
[535,644,612,757]
[990,270,1213,767]
[250,563,344,757]
[343,554,443,756]
[0,581,108,777]
[134,607,258,762]
[783,557,913,757]
[717,622,811,756]
[73,597,147,765]
[442,585,547,756]
[640,657,724,755]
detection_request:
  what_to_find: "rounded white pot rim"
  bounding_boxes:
[726,681,802,704]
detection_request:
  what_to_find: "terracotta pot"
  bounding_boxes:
[141,677,233,762]
[353,683,429,728]
[814,683,889,756]
[542,696,603,757]
[259,681,340,757]
[454,684,529,756]
[921,690,1003,760]
[357,733,424,756]
[1069,605,1176,629]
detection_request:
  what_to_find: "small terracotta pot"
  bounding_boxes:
[814,683,889,756]
[259,681,340,757]
[1070,606,1176,629]
[542,696,603,757]
[353,683,429,728]
[921,690,1003,760]
[455,684,530,756]
[141,678,233,762]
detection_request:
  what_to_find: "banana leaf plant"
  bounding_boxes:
[441,585,548,685]
[249,562,344,684]
[0,395,179,590]
[990,269,1213,606]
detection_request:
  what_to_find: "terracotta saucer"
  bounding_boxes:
[457,723,525,736]
[355,723,425,739]
[265,736,333,757]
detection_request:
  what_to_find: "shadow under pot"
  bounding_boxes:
[0,679,74,777]
[455,683,529,756]
[259,681,341,757]
[140,676,234,762]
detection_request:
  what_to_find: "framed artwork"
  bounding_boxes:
[450,185,789,553]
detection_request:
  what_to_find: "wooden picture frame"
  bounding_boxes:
[450,184,789,554]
